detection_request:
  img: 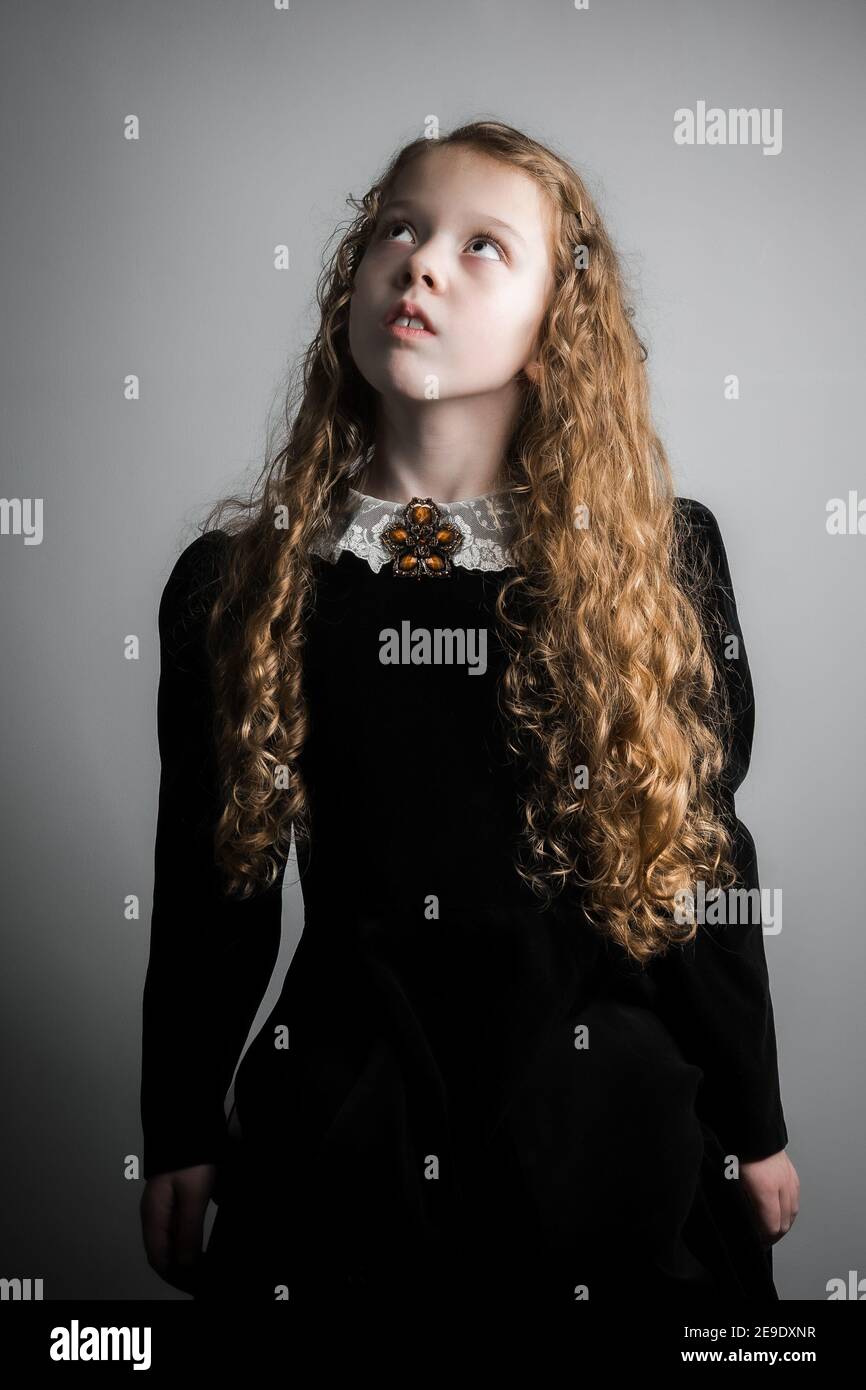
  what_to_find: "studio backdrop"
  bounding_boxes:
[1,0,863,1304]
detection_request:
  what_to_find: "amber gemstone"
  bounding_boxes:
[426,554,445,572]
[398,553,418,571]
[410,504,432,525]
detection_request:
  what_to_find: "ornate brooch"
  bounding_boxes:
[379,497,464,578]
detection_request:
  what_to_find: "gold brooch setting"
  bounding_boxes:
[379,497,464,578]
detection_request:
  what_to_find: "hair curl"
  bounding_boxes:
[196,118,742,965]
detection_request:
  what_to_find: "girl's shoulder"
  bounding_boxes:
[673,496,738,606]
[158,528,230,658]
[674,494,724,550]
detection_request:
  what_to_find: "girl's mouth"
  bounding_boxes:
[382,320,436,340]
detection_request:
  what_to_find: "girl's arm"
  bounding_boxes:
[139,531,283,1181]
[648,499,788,1164]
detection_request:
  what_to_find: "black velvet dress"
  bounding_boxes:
[140,487,788,1308]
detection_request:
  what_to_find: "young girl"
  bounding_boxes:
[139,120,798,1308]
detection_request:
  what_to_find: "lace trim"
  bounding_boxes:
[309,487,517,573]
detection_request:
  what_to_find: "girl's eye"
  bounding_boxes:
[382,220,414,243]
[380,220,504,262]
[465,231,504,261]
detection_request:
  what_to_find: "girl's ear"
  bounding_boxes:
[521,359,543,385]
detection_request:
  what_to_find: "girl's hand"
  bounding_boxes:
[739,1149,800,1247]
[140,1163,218,1294]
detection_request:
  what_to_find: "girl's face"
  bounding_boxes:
[348,145,556,401]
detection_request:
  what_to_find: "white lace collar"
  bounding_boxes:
[309,486,517,574]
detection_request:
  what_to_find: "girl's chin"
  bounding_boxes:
[371,367,448,400]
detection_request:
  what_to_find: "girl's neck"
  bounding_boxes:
[357,452,510,506]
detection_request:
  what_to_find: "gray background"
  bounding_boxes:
[1,0,862,1300]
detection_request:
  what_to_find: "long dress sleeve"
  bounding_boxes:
[644,498,789,1164]
[140,530,284,1181]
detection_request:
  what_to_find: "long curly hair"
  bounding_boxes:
[197,118,742,965]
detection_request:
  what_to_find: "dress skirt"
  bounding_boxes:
[196,982,778,1308]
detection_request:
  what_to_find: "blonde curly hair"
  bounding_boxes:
[197,118,743,965]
